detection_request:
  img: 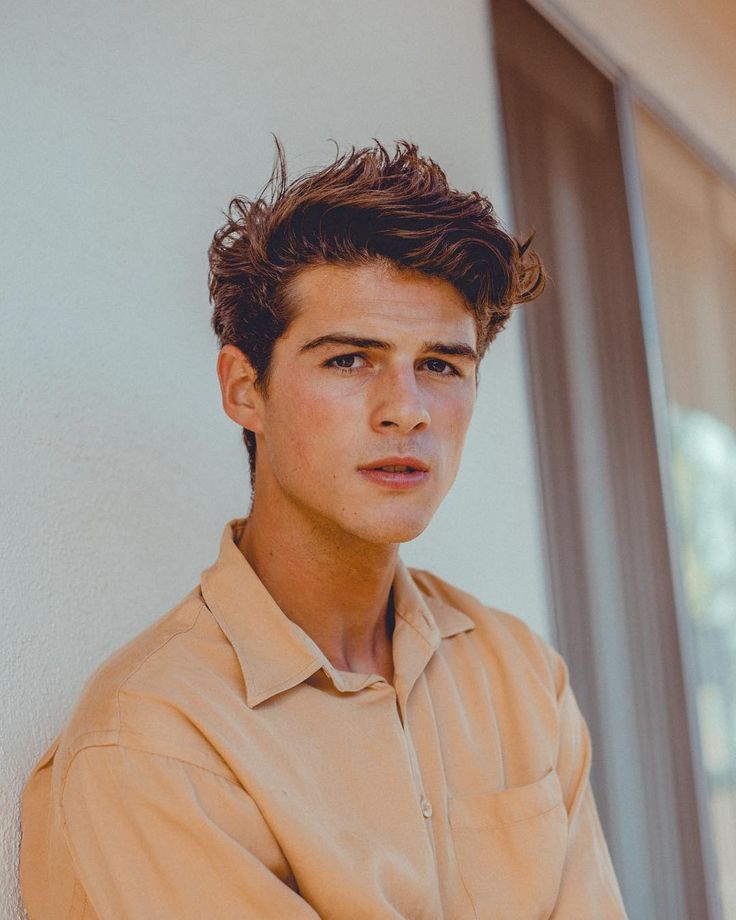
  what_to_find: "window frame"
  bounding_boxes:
[490,1,727,916]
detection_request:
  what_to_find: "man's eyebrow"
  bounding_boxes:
[298,333,479,363]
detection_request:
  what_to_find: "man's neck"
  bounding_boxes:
[236,497,398,683]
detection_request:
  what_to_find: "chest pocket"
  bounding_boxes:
[448,767,568,919]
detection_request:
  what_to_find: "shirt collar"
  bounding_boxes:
[200,518,475,707]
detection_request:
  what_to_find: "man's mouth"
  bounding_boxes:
[358,465,429,489]
[359,456,429,473]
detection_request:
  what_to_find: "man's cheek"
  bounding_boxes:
[287,403,345,481]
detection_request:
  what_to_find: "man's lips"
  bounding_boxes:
[358,456,429,472]
[358,468,429,489]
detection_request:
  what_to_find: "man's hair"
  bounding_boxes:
[209,139,545,492]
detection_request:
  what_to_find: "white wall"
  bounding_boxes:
[0,2,552,916]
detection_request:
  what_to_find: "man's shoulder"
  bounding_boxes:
[407,564,563,685]
[54,587,240,780]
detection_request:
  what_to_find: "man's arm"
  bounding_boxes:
[61,744,320,919]
[545,645,629,918]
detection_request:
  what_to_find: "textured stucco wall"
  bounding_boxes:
[1,2,552,916]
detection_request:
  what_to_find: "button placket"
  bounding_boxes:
[393,689,432,822]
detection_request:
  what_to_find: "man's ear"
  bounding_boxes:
[216,344,265,434]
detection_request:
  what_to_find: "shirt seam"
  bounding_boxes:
[114,600,207,734]
[249,656,323,704]
[61,740,242,792]
[449,797,566,830]
[395,607,436,646]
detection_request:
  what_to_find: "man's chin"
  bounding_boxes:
[347,514,431,546]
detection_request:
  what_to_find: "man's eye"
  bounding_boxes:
[324,353,367,373]
[425,358,461,377]
[323,353,461,377]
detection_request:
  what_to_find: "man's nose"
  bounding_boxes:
[371,365,431,432]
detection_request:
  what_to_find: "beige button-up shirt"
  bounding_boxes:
[20,518,628,919]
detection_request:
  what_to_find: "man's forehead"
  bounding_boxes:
[283,261,477,344]
[287,259,466,303]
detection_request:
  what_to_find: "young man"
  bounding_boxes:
[20,142,628,918]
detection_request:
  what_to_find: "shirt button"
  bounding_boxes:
[421,797,433,818]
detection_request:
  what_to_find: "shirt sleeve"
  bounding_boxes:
[60,744,321,920]
[545,646,630,918]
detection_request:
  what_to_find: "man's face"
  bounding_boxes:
[252,260,479,544]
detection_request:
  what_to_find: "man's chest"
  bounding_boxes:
[205,652,568,919]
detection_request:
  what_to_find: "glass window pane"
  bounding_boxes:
[636,103,736,920]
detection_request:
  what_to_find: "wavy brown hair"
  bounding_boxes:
[209,139,545,491]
